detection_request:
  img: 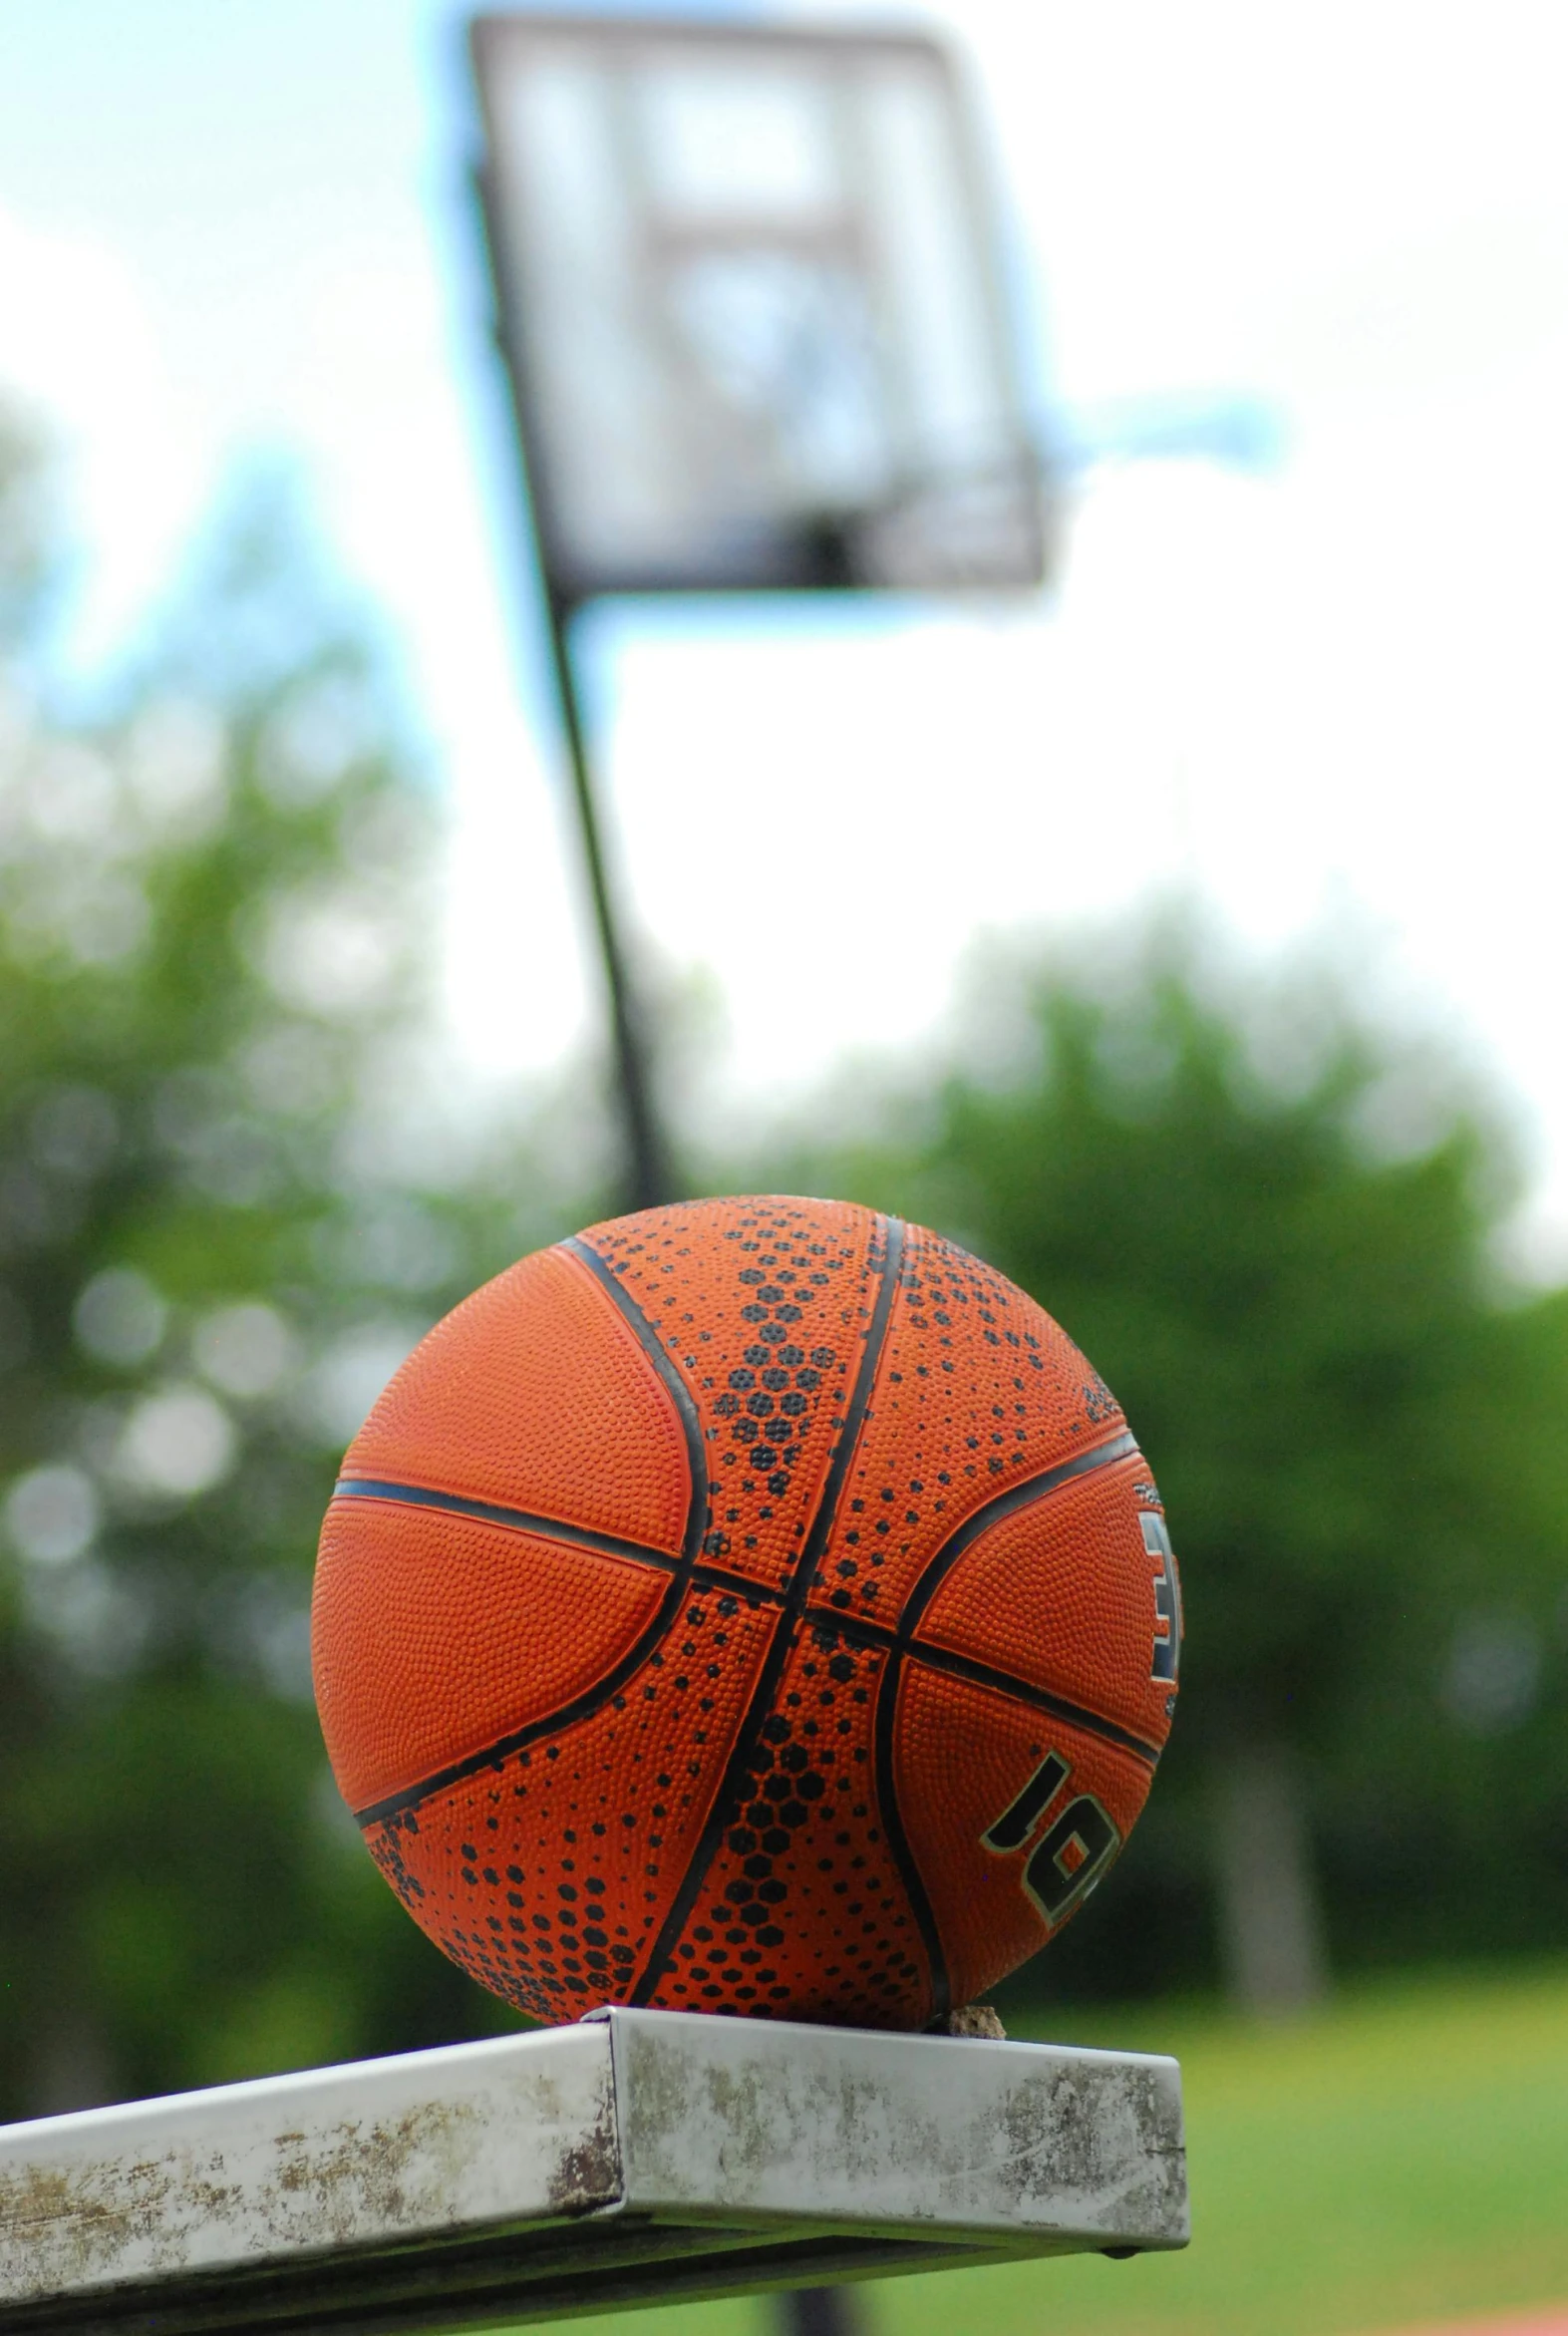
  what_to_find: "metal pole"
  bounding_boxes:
[469,153,672,1219]
[541,591,673,1216]
[778,2287,861,2336]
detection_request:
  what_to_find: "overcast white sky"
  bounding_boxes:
[2,1,1566,1269]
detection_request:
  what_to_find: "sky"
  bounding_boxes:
[1,0,1566,1269]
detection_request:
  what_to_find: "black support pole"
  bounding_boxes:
[778,2285,861,2336]
[541,591,672,1216]
[470,156,671,1219]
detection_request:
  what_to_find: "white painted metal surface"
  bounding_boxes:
[0,2010,1186,2331]
[609,2012,1186,2241]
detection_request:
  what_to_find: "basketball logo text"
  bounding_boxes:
[981,1750,1122,1926]
[1142,1508,1183,1686]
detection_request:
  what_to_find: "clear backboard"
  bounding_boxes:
[0,2010,1186,2330]
[470,15,1046,600]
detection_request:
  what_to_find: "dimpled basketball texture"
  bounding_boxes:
[312,1196,1182,2029]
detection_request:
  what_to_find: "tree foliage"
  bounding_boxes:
[0,417,575,2117]
[746,937,1568,1999]
[4,392,1565,2114]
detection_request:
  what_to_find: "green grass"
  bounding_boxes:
[574,1965,1568,2336]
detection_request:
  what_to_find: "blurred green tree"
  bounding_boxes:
[5,376,1564,2114]
[746,934,1568,2009]
[0,411,581,2118]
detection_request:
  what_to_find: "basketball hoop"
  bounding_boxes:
[466,12,1048,1216]
[471,13,1045,608]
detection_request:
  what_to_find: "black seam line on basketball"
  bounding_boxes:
[795,1602,1161,1767]
[828,1243,951,2020]
[873,1628,952,2019]
[349,1580,677,1827]
[349,1593,1159,1838]
[353,1239,715,1831]
[866,1424,1142,2020]
[350,1558,795,1831]
[562,1233,710,1568]
[330,1481,787,1615]
[689,1562,786,1608]
[330,1478,682,1573]
[802,1217,945,2022]
[899,1428,1140,1643]
[892,1634,1160,1767]
[352,1438,1143,1837]
[626,1211,906,2008]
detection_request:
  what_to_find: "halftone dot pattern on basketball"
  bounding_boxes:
[313,1195,1181,2030]
[824,1223,1124,1629]
[365,1592,777,2022]
[659,1621,927,2028]
[582,1196,878,1597]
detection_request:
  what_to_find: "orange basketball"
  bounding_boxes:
[312,1196,1182,2029]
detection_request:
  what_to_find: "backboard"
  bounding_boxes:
[470,14,1045,601]
[0,2009,1187,2330]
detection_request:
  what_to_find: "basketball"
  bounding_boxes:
[312,1196,1182,2030]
